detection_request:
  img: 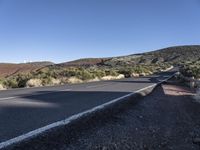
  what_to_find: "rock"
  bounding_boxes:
[139,73,146,76]
[131,73,140,77]
[193,138,200,144]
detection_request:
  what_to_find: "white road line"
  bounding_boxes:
[59,89,72,91]
[0,89,72,102]
[86,84,110,89]
[0,97,17,101]
[0,74,175,149]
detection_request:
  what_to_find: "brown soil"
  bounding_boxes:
[0,63,47,77]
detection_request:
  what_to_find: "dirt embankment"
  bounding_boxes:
[7,81,200,150]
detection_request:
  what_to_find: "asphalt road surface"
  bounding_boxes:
[0,70,176,144]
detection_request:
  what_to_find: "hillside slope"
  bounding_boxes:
[60,58,109,67]
[0,61,54,77]
[104,45,200,67]
[58,45,200,67]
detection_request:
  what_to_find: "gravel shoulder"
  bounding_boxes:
[7,81,200,150]
[64,82,200,150]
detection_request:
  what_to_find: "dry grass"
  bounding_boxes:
[87,77,100,82]
[50,78,61,85]
[131,73,140,77]
[67,77,83,84]
[101,74,124,80]
[26,79,43,87]
[0,84,5,90]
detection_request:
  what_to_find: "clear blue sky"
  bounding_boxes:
[0,0,200,63]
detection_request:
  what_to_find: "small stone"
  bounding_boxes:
[193,138,200,144]
[102,146,107,150]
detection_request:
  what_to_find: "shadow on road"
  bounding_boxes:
[0,90,130,143]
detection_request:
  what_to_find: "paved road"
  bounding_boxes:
[0,70,176,144]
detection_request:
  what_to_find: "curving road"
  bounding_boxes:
[0,70,176,145]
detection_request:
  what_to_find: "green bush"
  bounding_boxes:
[180,62,200,79]
[4,79,18,88]
[118,68,133,77]
[15,74,31,88]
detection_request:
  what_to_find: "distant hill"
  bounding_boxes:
[58,45,200,67]
[25,61,54,66]
[0,61,54,77]
[1,45,200,77]
[59,58,110,67]
[142,45,200,63]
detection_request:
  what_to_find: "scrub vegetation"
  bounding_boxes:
[0,45,200,89]
[0,64,171,89]
[179,60,200,79]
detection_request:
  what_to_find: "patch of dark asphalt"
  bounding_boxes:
[6,82,200,150]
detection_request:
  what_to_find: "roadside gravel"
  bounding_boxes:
[63,83,200,150]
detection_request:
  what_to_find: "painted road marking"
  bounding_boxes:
[86,83,111,89]
[0,97,16,101]
[0,89,72,102]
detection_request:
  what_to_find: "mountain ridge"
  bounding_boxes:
[0,45,200,77]
[59,45,200,67]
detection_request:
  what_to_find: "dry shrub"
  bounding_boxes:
[87,77,100,82]
[0,84,5,90]
[116,74,125,79]
[67,77,83,84]
[26,79,42,87]
[101,76,117,80]
[50,78,61,85]
[60,77,68,84]
[147,71,153,75]
[101,74,124,80]
[131,73,140,77]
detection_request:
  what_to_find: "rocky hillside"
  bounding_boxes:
[104,45,200,66]
[0,61,54,77]
[59,45,200,67]
[143,45,200,64]
[60,58,109,67]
